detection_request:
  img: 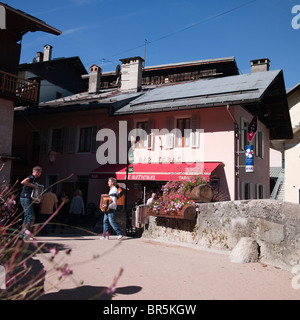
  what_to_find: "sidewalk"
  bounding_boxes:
[35,233,300,300]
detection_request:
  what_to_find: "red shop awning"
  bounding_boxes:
[89,162,223,181]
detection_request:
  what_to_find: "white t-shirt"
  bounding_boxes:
[109,186,118,210]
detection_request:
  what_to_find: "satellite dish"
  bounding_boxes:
[115,64,121,77]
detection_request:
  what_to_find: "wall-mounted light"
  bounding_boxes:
[48,150,57,164]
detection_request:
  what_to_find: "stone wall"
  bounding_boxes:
[142,199,300,272]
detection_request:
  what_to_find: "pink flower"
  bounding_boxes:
[49,247,59,255]
[58,264,73,280]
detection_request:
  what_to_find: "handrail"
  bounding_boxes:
[0,70,39,103]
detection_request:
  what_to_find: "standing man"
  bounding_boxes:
[100,177,123,240]
[40,187,58,234]
[20,166,42,239]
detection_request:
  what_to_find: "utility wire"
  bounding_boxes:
[96,0,256,66]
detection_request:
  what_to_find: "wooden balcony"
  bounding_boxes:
[0,70,39,105]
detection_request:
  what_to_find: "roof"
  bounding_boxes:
[19,56,88,95]
[15,89,141,115]
[116,70,282,114]
[287,82,300,96]
[270,167,284,178]
[143,56,237,71]
[0,2,61,40]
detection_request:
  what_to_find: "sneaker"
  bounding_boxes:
[99,236,108,240]
[117,235,123,240]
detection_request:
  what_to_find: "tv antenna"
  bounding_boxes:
[143,38,152,67]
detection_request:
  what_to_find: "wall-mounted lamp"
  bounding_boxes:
[48,150,57,164]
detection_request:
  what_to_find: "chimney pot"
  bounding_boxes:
[251,58,270,73]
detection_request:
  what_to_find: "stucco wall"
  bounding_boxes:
[143,199,300,272]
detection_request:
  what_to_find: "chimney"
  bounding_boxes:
[43,44,53,61]
[250,58,270,73]
[119,56,144,92]
[82,64,102,94]
[36,51,43,62]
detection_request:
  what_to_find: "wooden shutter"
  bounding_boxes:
[67,127,78,153]
[40,128,50,154]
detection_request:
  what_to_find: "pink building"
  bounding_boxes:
[13,56,292,210]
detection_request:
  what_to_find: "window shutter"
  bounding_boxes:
[190,114,200,148]
[40,128,50,154]
[147,133,154,149]
[165,117,174,149]
[68,127,77,153]
[147,119,154,149]
[91,126,98,153]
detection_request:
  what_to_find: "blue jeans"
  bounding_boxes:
[20,197,35,234]
[103,209,122,237]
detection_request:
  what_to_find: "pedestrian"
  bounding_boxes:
[19,166,42,239]
[69,189,85,231]
[146,193,157,205]
[100,177,123,240]
[39,187,58,235]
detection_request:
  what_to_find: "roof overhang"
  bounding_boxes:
[0,2,61,40]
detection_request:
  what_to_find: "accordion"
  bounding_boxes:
[31,184,44,204]
[99,194,112,212]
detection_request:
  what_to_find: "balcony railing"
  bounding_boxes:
[0,70,39,105]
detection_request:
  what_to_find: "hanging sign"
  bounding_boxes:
[245,145,254,173]
[248,116,257,142]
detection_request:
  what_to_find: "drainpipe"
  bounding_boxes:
[226,104,239,201]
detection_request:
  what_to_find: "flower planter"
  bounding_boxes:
[163,184,213,203]
[148,205,196,220]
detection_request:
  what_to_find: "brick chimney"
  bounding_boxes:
[43,44,53,61]
[251,58,270,73]
[119,56,144,92]
[82,64,101,94]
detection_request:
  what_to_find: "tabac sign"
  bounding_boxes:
[245,145,254,173]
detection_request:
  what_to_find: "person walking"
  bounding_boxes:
[69,189,85,231]
[19,166,42,239]
[100,177,123,240]
[39,187,58,235]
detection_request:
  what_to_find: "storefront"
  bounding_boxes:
[89,162,223,208]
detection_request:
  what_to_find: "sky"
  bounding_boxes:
[6,0,300,90]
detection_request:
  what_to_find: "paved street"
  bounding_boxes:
[33,233,300,300]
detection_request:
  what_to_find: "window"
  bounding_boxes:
[51,128,64,153]
[47,175,58,194]
[79,127,92,152]
[241,181,251,200]
[136,121,148,148]
[176,118,190,147]
[240,118,249,151]
[256,184,264,199]
[255,131,264,158]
